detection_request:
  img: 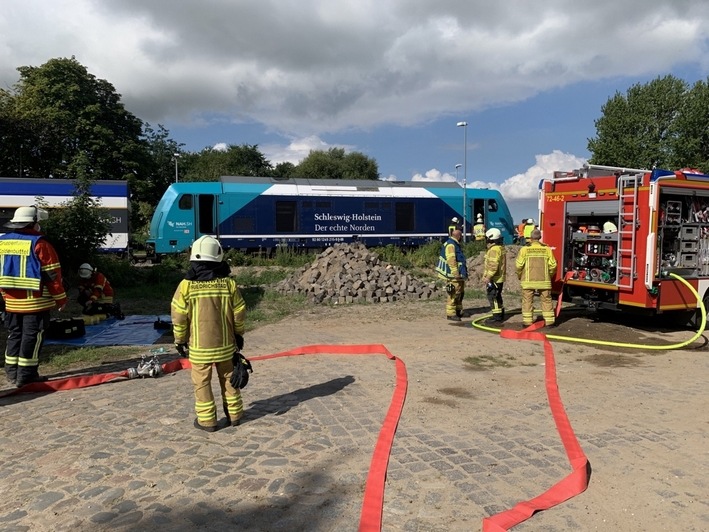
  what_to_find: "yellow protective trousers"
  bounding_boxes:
[191,360,243,428]
[521,289,555,326]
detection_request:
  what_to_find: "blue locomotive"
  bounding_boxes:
[145,176,514,257]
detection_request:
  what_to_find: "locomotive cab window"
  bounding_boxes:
[395,202,414,231]
[197,194,215,234]
[178,194,193,210]
[276,201,297,232]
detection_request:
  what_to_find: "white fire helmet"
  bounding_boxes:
[485,228,502,241]
[4,206,49,228]
[190,235,224,262]
[476,214,483,222]
[78,263,94,279]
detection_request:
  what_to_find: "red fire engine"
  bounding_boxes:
[540,164,709,325]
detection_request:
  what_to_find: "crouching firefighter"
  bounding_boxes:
[436,224,468,321]
[171,235,247,432]
[483,228,506,324]
[77,263,123,319]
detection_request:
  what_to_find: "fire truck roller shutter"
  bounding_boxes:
[565,201,620,216]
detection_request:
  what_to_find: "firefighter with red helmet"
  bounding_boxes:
[0,206,67,387]
[516,228,557,326]
[436,224,468,321]
[483,228,506,324]
[171,235,247,432]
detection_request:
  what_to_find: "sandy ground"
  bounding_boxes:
[1,293,707,531]
[244,296,709,530]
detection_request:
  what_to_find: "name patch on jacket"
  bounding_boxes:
[0,239,32,256]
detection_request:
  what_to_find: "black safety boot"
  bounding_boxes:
[15,374,48,388]
[447,315,461,322]
[193,419,217,433]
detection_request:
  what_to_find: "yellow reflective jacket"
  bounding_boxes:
[171,276,246,364]
[516,241,557,290]
[484,244,506,283]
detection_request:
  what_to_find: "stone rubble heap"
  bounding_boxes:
[275,243,441,304]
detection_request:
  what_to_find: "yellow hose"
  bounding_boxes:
[472,273,706,350]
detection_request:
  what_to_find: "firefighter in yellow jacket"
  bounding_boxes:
[483,228,506,324]
[515,229,557,326]
[472,213,486,241]
[171,235,246,432]
[436,225,468,321]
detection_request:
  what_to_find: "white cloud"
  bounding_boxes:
[401,150,585,205]
[411,169,456,182]
[499,151,587,200]
[2,1,707,136]
[261,135,353,166]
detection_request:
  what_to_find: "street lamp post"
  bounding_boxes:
[456,121,468,242]
[173,153,180,183]
[454,164,462,218]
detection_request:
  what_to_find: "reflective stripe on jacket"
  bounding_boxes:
[436,237,468,280]
[171,276,246,364]
[473,224,486,240]
[0,231,66,312]
[516,241,557,289]
[484,244,506,283]
[0,233,42,290]
[79,272,115,303]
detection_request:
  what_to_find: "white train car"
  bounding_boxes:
[0,177,130,253]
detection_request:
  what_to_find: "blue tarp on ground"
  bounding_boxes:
[45,315,172,347]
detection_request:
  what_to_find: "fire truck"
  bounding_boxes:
[539,164,709,325]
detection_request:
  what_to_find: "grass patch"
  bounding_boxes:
[43,345,142,371]
[463,354,513,371]
[423,396,458,408]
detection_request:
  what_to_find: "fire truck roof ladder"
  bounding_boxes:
[616,174,641,290]
[584,163,650,175]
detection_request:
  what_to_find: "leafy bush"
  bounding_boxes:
[40,177,113,273]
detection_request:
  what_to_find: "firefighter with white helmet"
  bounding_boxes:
[483,227,506,324]
[473,213,486,241]
[76,263,120,318]
[447,216,461,236]
[171,235,246,432]
[523,218,536,242]
[0,206,67,387]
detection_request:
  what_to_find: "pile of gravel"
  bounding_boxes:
[466,245,523,293]
[274,243,441,304]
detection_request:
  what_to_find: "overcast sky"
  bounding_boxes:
[2,1,708,220]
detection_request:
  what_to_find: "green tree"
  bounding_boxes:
[272,161,296,177]
[0,57,146,181]
[670,78,709,171]
[588,75,689,170]
[134,123,184,204]
[293,147,379,180]
[183,144,272,181]
[40,171,113,272]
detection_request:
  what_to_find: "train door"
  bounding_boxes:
[196,194,218,237]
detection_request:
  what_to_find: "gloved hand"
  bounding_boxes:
[235,334,244,352]
[175,343,188,357]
